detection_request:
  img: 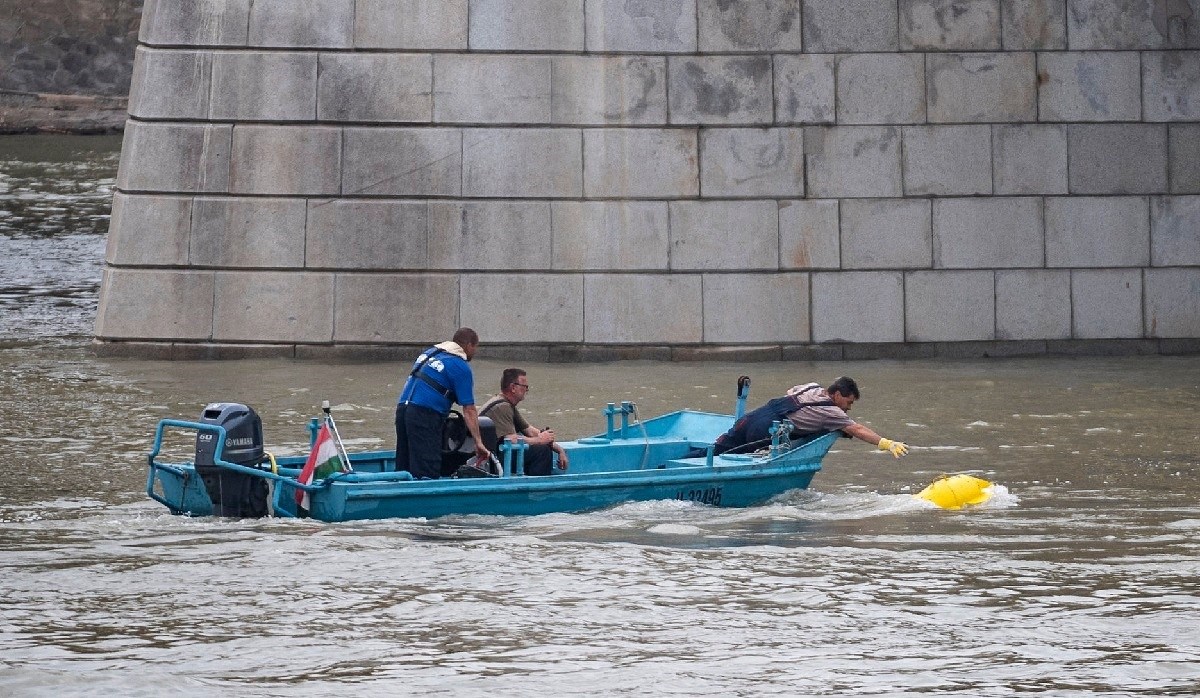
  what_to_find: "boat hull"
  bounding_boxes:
[146,409,838,522]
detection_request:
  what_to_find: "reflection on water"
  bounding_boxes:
[0,136,119,343]
[0,134,1198,696]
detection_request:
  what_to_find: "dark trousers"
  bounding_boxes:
[713,396,797,455]
[395,403,445,480]
[505,442,555,476]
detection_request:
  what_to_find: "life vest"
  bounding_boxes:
[400,347,458,405]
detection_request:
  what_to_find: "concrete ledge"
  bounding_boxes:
[673,345,784,362]
[92,341,297,360]
[841,342,937,360]
[91,339,1200,361]
[295,344,421,362]
[927,340,1049,358]
[1047,339,1161,356]
[1159,339,1200,355]
[548,345,675,362]
[473,345,553,363]
[780,344,847,361]
[0,91,128,135]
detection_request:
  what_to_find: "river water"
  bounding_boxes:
[1,136,1198,696]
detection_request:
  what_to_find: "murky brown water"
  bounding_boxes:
[1,135,1198,696]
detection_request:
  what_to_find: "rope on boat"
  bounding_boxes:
[261,452,279,517]
[631,403,651,469]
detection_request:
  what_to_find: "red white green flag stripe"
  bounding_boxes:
[295,422,344,511]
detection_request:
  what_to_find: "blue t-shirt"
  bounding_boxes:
[397,347,475,415]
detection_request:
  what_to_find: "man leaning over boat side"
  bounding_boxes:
[395,327,490,479]
[711,376,909,458]
[478,368,569,475]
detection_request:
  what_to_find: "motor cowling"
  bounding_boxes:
[439,412,497,476]
[195,402,268,517]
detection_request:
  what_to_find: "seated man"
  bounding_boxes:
[478,368,569,476]
[712,376,909,458]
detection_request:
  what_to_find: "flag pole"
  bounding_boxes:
[322,400,354,473]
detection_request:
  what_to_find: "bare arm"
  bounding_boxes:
[843,422,909,458]
[842,422,884,446]
[514,426,568,469]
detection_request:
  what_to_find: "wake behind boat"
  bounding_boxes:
[146,379,840,522]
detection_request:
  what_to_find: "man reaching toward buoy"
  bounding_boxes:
[712,376,909,458]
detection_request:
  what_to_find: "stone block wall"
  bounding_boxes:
[96,0,1200,359]
[0,0,142,96]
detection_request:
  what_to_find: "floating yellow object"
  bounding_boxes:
[915,474,993,510]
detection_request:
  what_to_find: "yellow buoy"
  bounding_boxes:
[915,474,993,510]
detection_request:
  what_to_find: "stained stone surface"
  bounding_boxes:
[88,0,1200,354]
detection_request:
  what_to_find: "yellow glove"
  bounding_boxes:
[878,437,909,458]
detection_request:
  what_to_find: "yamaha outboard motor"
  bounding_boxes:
[195,402,268,517]
[439,412,498,476]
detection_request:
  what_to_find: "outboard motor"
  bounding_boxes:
[439,412,498,476]
[195,402,269,517]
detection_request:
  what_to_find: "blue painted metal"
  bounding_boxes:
[735,376,751,418]
[146,399,839,522]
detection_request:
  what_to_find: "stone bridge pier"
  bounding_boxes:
[96,0,1200,360]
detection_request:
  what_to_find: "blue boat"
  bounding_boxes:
[146,380,840,522]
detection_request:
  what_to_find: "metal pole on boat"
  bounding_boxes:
[322,400,355,473]
[735,376,751,418]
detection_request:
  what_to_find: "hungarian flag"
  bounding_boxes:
[295,421,344,510]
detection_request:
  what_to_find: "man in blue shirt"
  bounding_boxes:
[395,327,490,479]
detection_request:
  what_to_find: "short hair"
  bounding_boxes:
[827,376,860,399]
[452,327,479,347]
[501,368,526,391]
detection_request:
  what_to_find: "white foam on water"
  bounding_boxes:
[647,523,704,535]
